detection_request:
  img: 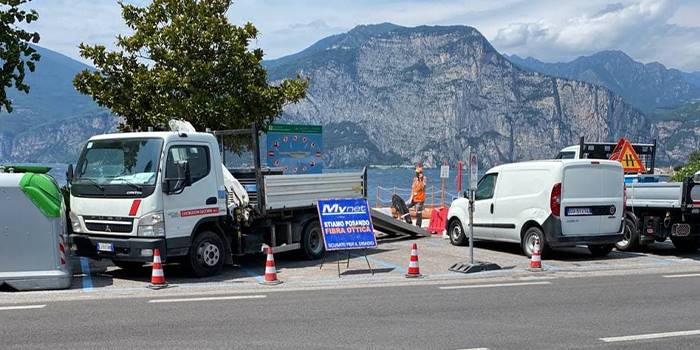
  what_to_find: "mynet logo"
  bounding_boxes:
[321,203,367,215]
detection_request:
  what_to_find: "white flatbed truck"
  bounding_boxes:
[557,138,700,251]
[67,125,368,277]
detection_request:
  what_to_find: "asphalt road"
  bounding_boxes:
[2,273,700,350]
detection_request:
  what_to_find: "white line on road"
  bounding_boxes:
[663,273,700,278]
[439,281,551,290]
[149,295,266,304]
[601,329,700,343]
[0,304,46,311]
[456,348,490,350]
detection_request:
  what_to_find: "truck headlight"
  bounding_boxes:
[69,211,83,233]
[137,211,165,237]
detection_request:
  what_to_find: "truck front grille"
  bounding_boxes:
[83,216,134,233]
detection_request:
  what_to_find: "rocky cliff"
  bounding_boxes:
[267,24,650,168]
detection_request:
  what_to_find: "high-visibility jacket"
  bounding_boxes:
[412,178,426,203]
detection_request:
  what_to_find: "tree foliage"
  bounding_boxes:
[74,0,308,132]
[0,0,40,113]
[672,151,700,181]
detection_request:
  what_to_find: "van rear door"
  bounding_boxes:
[560,161,623,236]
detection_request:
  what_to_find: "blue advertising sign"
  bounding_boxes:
[317,198,377,251]
[266,124,323,174]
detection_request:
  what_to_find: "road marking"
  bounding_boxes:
[0,304,46,311]
[663,273,700,278]
[439,281,551,290]
[600,329,700,343]
[79,257,94,291]
[456,348,490,350]
[149,294,266,304]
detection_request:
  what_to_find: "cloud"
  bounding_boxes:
[492,0,700,71]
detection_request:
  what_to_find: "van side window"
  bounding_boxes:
[475,173,498,201]
[166,145,210,183]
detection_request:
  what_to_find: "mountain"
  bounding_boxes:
[0,46,116,162]
[507,51,700,112]
[650,101,700,164]
[266,24,650,168]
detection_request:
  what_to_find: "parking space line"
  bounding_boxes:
[600,329,700,343]
[663,273,700,278]
[0,304,46,311]
[79,257,94,291]
[149,294,267,304]
[439,281,551,290]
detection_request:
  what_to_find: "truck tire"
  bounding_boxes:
[448,219,468,246]
[301,221,324,260]
[112,260,145,272]
[521,226,549,258]
[671,237,699,252]
[615,218,640,251]
[588,244,614,257]
[185,231,225,277]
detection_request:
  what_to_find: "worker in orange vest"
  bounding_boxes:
[408,166,426,228]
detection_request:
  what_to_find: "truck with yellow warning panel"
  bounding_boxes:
[557,137,700,252]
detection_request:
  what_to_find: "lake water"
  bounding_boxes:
[33,163,474,206]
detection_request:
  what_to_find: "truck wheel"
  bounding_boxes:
[185,231,225,277]
[112,260,145,272]
[301,221,325,260]
[671,237,699,252]
[521,226,549,258]
[615,218,640,251]
[448,219,468,246]
[588,244,614,257]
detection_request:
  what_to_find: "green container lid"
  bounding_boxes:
[18,173,62,218]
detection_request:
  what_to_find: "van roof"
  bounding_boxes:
[89,131,216,143]
[486,159,622,174]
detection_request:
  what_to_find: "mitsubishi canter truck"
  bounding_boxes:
[68,123,367,277]
[447,159,625,257]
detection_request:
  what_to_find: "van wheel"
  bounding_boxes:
[448,219,468,246]
[616,218,640,251]
[588,244,614,257]
[521,226,548,258]
[301,221,325,260]
[671,237,699,252]
[185,231,225,277]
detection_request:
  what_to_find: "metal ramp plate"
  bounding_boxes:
[370,208,429,237]
[448,261,501,274]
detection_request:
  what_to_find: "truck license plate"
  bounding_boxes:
[566,207,593,216]
[97,242,115,252]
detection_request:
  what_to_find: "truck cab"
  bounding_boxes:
[69,131,229,276]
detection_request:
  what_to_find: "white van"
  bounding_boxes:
[446,159,625,257]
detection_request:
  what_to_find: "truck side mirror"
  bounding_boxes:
[66,164,74,185]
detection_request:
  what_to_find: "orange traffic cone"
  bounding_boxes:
[261,246,283,285]
[405,243,422,278]
[148,249,168,289]
[529,238,542,270]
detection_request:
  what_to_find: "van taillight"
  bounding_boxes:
[551,183,562,217]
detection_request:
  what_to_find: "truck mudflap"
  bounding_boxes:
[72,234,166,262]
[541,215,623,248]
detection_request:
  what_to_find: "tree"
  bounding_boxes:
[0,0,40,113]
[74,0,307,132]
[672,151,700,181]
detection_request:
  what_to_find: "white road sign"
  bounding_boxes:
[469,153,478,190]
[440,165,450,179]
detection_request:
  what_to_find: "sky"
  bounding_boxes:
[21,0,700,71]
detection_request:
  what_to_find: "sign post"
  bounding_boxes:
[317,198,376,277]
[468,151,477,265]
[448,148,501,274]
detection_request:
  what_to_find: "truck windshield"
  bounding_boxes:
[556,151,576,159]
[74,138,163,186]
